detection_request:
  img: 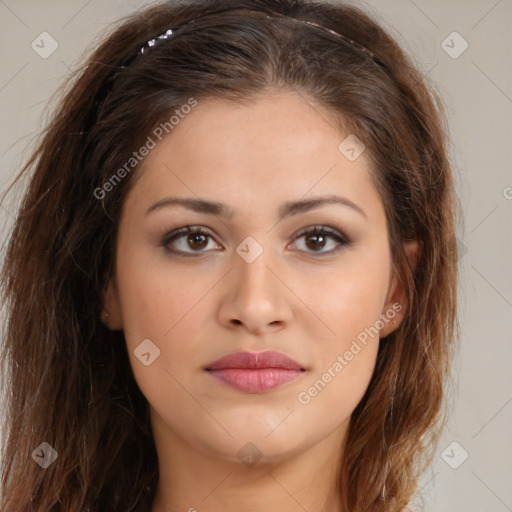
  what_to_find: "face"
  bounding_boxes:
[103,89,416,467]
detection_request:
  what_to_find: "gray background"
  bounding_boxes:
[0,1,511,511]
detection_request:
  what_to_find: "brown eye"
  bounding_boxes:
[161,226,220,256]
[291,226,351,255]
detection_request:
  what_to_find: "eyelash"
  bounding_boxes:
[160,225,352,258]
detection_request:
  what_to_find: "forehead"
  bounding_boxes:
[125,90,384,223]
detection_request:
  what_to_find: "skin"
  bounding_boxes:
[103,88,417,512]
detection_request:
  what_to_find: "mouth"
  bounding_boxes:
[205,350,306,393]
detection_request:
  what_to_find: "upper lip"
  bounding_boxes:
[205,350,305,371]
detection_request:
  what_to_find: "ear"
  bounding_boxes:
[100,277,124,330]
[379,240,419,338]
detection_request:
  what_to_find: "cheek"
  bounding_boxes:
[292,249,391,342]
[115,244,212,342]
[114,246,225,390]
[290,249,390,406]
[293,265,387,418]
[115,255,208,407]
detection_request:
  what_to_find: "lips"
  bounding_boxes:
[206,350,305,371]
[205,351,306,393]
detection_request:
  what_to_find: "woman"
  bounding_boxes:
[0,0,461,511]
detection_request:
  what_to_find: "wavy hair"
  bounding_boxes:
[0,1,461,510]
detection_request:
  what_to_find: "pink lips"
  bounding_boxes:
[205,350,306,393]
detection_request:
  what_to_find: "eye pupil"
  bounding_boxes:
[189,234,208,250]
[306,233,326,251]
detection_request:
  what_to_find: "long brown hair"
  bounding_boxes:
[0,1,461,510]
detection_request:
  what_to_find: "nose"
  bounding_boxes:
[216,239,293,335]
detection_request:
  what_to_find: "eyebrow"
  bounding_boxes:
[145,194,367,220]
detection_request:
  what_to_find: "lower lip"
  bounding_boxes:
[206,368,304,393]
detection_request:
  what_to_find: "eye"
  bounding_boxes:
[161,226,221,257]
[290,225,351,255]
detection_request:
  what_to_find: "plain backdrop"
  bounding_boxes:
[0,1,511,511]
